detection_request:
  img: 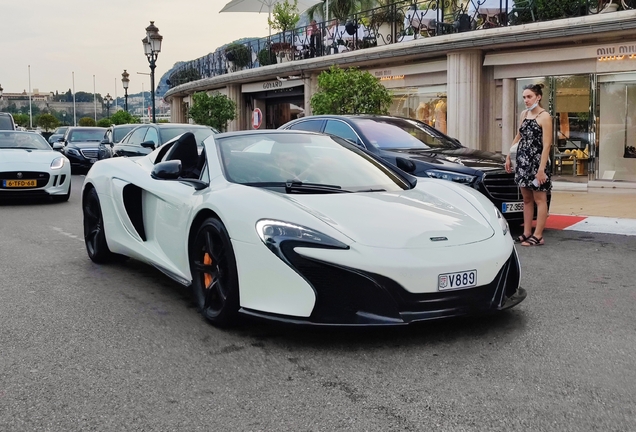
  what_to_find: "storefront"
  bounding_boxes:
[366,61,448,133]
[241,79,305,130]
[487,40,636,184]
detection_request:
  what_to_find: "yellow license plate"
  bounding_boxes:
[3,179,37,188]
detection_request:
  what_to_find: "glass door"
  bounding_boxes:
[552,75,593,181]
[597,73,636,182]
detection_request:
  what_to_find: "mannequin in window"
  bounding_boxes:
[434,98,447,134]
[416,102,431,125]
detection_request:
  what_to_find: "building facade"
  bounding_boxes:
[165,9,636,186]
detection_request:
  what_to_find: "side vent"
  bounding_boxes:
[123,184,147,241]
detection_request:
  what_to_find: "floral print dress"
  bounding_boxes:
[515,113,552,192]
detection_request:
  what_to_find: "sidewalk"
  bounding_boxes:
[544,186,636,236]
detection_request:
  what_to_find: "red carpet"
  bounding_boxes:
[531,214,587,230]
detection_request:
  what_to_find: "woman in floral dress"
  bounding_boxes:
[505,83,552,246]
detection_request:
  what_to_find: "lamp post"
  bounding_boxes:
[121,70,130,112]
[104,93,113,118]
[142,21,163,123]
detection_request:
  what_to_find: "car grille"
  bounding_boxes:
[481,170,520,201]
[0,171,50,188]
[80,149,99,159]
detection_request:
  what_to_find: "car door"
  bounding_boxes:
[114,126,148,157]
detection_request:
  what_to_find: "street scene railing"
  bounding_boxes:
[168,0,635,89]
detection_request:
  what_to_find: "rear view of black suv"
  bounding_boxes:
[0,113,16,130]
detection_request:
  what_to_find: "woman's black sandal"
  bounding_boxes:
[515,234,530,243]
[521,235,544,246]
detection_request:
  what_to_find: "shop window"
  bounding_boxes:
[598,74,636,181]
[388,86,448,134]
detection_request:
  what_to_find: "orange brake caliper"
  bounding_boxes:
[203,253,213,288]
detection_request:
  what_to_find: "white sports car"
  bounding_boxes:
[82,130,525,326]
[0,130,71,201]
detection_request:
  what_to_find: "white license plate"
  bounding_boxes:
[502,202,524,213]
[438,270,477,291]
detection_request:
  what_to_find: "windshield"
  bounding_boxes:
[160,127,216,144]
[351,118,462,150]
[113,126,136,143]
[54,127,69,134]
[0,116,14,130]
[68,129,105,142]
[217,133,410,193]
[0,131,52,150]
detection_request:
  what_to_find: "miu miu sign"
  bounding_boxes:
[597,43,636,61]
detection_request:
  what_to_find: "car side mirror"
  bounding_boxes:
[100,139,111,145]
[52,142,64,151]
[151,160,181,180]
[396,157,416,173]
[141,140,156,150]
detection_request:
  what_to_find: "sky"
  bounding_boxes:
[0,0,278,98]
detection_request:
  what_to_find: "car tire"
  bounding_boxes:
[83,187,118,263]
[53,183,71,203]
[189,217,240,326]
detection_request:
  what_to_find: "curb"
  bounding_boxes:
[543,214,636,236]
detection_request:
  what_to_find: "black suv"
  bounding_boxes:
[59,127,107,172]
[0,113,16,130]
[280,115,536,223]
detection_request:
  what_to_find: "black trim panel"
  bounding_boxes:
[122,184,146,241]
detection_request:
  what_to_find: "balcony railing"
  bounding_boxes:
[167,0,635,89]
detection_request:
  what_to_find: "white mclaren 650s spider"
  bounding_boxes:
[82,130,526,326]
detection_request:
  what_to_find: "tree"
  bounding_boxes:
[97,118,112,127]
[79,117,96,126]
[306,0,376,22]
[268,0,300,32]
[310,66,392,115]
[37,113,59,132]
[110,110,141,125]
[188,92,236,132]
[12,113,29,127]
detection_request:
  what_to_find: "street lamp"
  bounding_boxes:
[104,93,113,118]
[121,70,130,112]
[142,21,163,123]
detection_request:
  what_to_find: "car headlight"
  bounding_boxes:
[424,169,476,184]
[65,148,80,156]
[494,207,509,236]
[50,157,66,170]
[256,219,349,258]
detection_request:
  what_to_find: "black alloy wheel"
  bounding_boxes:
[83,187,116,263]
[190,218,240,326]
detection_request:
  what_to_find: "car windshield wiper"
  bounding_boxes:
[242,180,351,194]
[354,188,386,193]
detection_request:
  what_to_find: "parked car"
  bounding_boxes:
[97,123,219,160]
[82,130,524,327]
[280,115,533,223]
[97,124,138,159]
[59,127,107,172]
[0,113,16,130]
[48,126,69,145]
[0,130,71,201]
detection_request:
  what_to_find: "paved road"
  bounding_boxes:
[1,175,635,431]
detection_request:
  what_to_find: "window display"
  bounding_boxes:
[388,85,448,133]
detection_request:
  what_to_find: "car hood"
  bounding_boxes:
[0,149,60,166]
[387,147,506,171]
[277,181,494,249]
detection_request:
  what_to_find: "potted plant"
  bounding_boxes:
[271,42,293,62]
[370,1,405,45]
[225,43,251,71]
[268,0,300,32]
[258,48,277,66]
